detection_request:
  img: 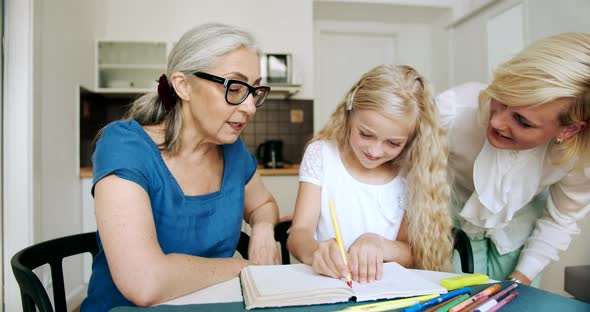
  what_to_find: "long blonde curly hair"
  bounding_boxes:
[311,64,453,271]
[481,32,590,167]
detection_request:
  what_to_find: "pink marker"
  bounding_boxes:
[486,291,519,312]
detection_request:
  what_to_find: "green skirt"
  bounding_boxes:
[453,237,542,287]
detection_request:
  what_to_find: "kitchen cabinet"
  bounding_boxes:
[267,84,301,99]
[94,40,301,98]
[261,175,299,218]
[96,41,167,93]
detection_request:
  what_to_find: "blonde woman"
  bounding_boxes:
[288,64,453,284]
[437,32,590,286]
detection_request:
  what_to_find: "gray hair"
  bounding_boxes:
[124,23,258,154]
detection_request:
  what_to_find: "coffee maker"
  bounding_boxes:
[256,140,284,168]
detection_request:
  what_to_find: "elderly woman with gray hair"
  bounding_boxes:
[82,23,279,311]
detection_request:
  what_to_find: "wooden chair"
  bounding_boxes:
[11,232,99,312]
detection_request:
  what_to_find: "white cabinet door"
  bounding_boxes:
[261,176,299,218]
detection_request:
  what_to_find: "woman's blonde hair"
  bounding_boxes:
[481,32,590,166]
[312,64,453,271]
[118,23,257,155]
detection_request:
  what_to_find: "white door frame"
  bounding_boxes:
[3,0,35,311]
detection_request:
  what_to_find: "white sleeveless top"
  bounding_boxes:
[299,140,407,249]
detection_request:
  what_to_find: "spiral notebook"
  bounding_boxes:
[240,262,447,310]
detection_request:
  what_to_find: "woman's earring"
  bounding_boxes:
[555,138,563,145]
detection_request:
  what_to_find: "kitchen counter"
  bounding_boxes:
[79,164,299,179]
[257,164,299,176]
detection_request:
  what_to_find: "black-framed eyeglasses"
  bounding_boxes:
[194,72,270,107]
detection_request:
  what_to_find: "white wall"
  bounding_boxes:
[430,12,453,93]
[527,0,590,39]
[448,0,524,85]
[449,0,590,85]
[447,0,590,297]
[92,0,315,99]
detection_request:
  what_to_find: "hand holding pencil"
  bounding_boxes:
[329,200,353,288]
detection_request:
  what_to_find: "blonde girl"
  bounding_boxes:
[288,64,453,284]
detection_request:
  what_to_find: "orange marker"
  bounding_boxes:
[450,284,501,312]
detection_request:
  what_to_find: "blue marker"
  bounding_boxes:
[402,287,471,312]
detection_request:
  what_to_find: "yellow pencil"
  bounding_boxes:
[343,294,439,311]
[329,200,353,288]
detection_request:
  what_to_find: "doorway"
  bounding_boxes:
[314,22,397,132]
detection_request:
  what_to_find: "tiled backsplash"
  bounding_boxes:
[79,87,314,168]
[242,99,314,165]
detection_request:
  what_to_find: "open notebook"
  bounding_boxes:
[241,262,447,310]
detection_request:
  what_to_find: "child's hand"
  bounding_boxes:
[311,238,349,279]
[348,233,385,284]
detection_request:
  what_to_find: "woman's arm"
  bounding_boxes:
[514,169,590,283]
[243,172,280,265]
[95,175,248,306]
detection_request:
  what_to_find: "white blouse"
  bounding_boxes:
[299,140,407,249]
[436,82,590,279]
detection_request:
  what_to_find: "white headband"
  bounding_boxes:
[346,86,358,111]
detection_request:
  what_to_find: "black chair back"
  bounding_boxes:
[453,227,474,273]
[11,232,98,312]
[242,222,472,272]
[274,221,292,264]
[237,221,292,265]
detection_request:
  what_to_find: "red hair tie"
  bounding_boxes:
[157,74,175,113]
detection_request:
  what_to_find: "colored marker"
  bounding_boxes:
[460,295,489,312]
[475,283,519,312]
[486,291,519,312]
[402,287,471,312]
[450,284,501,312]
[435,294,470,312]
